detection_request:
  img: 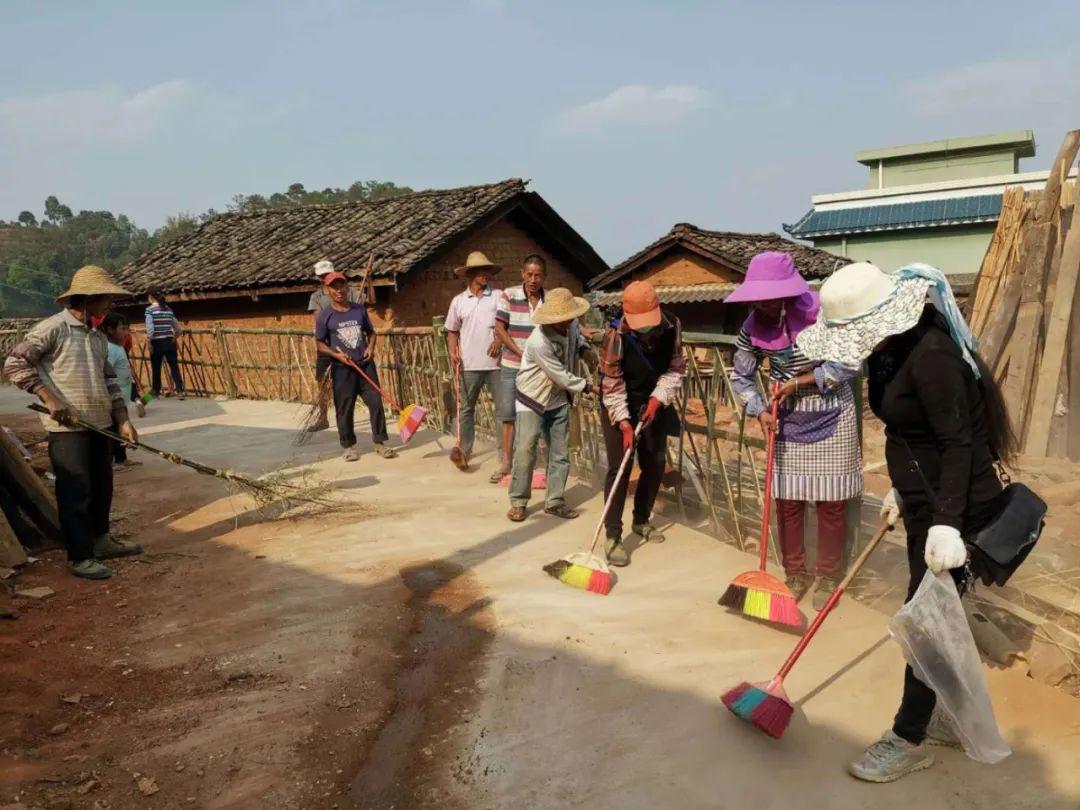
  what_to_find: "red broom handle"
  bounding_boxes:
[773,519,892,682]
[758,384,781,571]
[587,421,646,557]
[337,354,403,412]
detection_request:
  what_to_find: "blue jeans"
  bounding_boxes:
[497,366,518,422]
[457,369,500,458]
[509,404,570,508]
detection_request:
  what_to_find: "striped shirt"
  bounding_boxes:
[145,304,179,341]
[495,285,544,370]
[3,309,126,432]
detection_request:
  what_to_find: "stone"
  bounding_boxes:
[76,779,99,795]
[61,693,82,705]
[14,586,55,600]
[0,604,18,620]
[136,775,159,796]
[48,723,69,735]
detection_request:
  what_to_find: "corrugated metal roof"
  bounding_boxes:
[785,194,1003,238]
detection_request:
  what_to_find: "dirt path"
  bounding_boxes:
[3,391,1080,809]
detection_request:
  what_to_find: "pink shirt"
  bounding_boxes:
[445,286,500,372]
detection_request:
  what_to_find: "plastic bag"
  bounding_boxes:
[889,570,1011,764]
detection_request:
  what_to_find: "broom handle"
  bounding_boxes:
[757,383,781,571]
[338,354,403,411]
[773,519,892,682]
[453,371,463,447]
[586,421,646,557]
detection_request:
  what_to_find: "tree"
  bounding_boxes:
[43,195,73,225]
[17,211,37,227]
[152,213,201,246]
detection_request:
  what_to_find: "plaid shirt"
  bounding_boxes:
[599,313,686,424]
[3,309,126,432]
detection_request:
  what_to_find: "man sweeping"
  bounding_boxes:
[598,281,686,566]
[507,288,593,522]
[3,265,143,580]
[314,271,397,462]
[306,259,363,432]
[445,251,503,477]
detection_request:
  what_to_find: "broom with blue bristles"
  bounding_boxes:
[722,517,892,738]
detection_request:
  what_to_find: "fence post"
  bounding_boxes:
[431,315,452,432]
[214,322,237,399]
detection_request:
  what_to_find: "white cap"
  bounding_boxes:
[314,260,335,277]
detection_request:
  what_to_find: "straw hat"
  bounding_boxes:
[454,251,502,277]
[796,262,932,367]
[532,287,590,325]
[55,265,130,303]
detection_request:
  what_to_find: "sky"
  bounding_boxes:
[1,0,1078,263]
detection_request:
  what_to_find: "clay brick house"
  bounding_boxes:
[115,179,607,329]
[587,223,848,333]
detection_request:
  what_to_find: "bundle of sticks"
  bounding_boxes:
[967,129,1080,459]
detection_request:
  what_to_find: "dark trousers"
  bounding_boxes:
[601,411,668,537]
[48,430,113,563]
[776,499,846,576]
[150,338,184,395]
[332,361,388,448]
[892,500,984,744]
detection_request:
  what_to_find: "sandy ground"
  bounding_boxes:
[3,389,1080,809]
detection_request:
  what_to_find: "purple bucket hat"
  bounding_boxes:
[724,251,810,304]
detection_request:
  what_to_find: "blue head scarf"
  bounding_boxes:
[895,263,980,380]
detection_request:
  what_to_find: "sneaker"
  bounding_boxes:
[70,559,112,580]
[342,447,360,462]
[136,400,146,418]
[93,534,143,559]
[632,522,666,544]
[925,709,963,749]
[812,576,842,612]
[604,535,630,567]
[784,572,814,602]
[178,393,187,401]
[848,730,935,783]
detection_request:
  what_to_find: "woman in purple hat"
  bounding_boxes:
[726,251,863,609]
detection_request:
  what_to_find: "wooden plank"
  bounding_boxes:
[0,506,28,567]
[0,428,61,548]
[1026,194,1080,454]
[970,186,1026,334]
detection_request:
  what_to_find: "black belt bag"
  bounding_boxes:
[901,440,1046,587]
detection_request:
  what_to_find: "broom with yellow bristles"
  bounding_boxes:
[543,421,644,595]
[718,386,802,627]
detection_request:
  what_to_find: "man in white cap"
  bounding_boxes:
[4,265,142,580]
[306,259,363,432]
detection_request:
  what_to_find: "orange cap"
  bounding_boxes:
[622,281,661,330]
[322,271,348,286]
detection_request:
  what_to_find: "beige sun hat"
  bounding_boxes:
[55,265,131,303]
[454,250,502,277]
[313,259,335,277]
[532,287,591,325]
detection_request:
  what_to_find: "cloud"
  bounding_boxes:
[548,84,711,136]
[902,57,1080,119]
[0,80,213,151]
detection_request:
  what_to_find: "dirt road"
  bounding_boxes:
[3,391,1080,809]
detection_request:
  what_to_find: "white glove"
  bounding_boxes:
[925,525,967,574]
[880,487,902,528]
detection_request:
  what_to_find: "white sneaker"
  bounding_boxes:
[926,709,963,749]
[849,730,934,783]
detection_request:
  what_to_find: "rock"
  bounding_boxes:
[48,723,70,735]
[136,775,159,796]
[0,604,18,620]
[15,586,55,600]
[61,693,82,705]
[76,778,99,795]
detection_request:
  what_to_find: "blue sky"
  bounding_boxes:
[2,0,1077,263]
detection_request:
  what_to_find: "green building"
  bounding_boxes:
[784,131,1075,288]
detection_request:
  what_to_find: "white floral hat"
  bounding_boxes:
[795,262,932,367]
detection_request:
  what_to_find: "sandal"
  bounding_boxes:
[507,506,527,522]
[489,469,507,484]
[374,444,398,459]
[544,504,579,520]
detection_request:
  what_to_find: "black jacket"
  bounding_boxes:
[868,306,1001,531]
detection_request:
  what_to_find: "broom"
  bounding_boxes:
[28,404,337,509]
[335,355,429,444]
[722,517,893,738]
[717,388,801,627]
[449,369,468,470]
[542,421,644,595]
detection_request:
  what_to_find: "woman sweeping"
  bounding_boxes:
[797,261,1015,783]
[726,252,863,610]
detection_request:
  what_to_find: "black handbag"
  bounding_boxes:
[901,441,1046,587]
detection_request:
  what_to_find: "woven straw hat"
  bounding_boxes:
[454,251,502,277]
[532,287,590,325]
[55,265,130,303]
[796,262,931,367]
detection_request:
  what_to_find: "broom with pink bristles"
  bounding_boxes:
[722,518,892,738]
[718,387,801,627]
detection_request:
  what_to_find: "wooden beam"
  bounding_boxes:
[0,428,61,548]
[0,507,28,568]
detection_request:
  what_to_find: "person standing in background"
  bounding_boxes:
[306,259,364,432]
[101,312,142,470]
[145,289,185,400]
[446,251,503,478]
